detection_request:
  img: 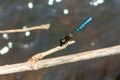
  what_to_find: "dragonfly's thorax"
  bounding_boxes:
[60,33,73,46]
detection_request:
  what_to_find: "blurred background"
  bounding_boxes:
[0,0,120,80]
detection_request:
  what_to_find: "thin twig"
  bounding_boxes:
[0,45,120,75]
[0,24,50,34]
[29,41,75,62]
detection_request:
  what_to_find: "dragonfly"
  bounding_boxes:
[60,17,93,46]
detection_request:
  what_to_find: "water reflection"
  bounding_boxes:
[89,0,104,6]
[2,33,9,40]
[0,41,13,55]
[22,26,31,37]
[48,0,54,5]
[63,9,69,15]
[8,42,13,48]
[56,0,62,3]
[0,32,13,55]
[90,41,96,47]
[0,46,9,55]
[48,0,62,5]
[16,27,40,52]
[28,2,33,9]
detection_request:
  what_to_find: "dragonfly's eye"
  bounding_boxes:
[60,39,66,46]
[61,39,65,43]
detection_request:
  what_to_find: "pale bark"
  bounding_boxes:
[0,44,120,75]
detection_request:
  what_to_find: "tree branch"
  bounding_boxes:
[0,44,120,75]
[29,41,75,62]
[0,24,50,34]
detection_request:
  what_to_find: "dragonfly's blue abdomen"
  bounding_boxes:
[72,17,93,34]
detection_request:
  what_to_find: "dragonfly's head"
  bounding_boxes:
[59,33,73,46]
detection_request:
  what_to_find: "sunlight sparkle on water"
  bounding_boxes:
[89,0,104,6]
[55,0,62,2]
[63,9,69,15]
[90,42,96,46]
[8,42,13,49]
[23,26,27,29]
[2,33,9,40]
[0,46,9,55]
[28,2,33,9]
[25,31,31,37]
[48,0,54,5]
[22,26,31,37]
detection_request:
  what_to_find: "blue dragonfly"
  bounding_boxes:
[60,17,93,46]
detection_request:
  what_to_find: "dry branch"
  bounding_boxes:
[0,45,120,75]
[29,41,75,62]
[0,24,50,34]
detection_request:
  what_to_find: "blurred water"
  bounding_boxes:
[0,0,120,80]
